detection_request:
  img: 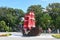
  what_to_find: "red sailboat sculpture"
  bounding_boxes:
[23,11,41,36]
[24,11,35,30]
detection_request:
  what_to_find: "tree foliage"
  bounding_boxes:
[46,3,60,29]
[0,7,24,32]
[40,13,51,29]
[0,3,60,32]
[0,21,12,32]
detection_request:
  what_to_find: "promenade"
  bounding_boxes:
[0,32,59,40]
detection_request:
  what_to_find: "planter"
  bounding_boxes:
[0,33,12,37]
[52,34,60,39]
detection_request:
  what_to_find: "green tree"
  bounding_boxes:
[46,3,60,29]
[0,21,12,32]
[40,13,51,30]
[56,16,60,29]
[0,7,24,31]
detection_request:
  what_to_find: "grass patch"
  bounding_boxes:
[0,33,12,37]
[52,34,60,39]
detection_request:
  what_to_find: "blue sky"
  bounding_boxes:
[0,0,60,12]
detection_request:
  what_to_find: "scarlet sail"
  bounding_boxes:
[24,11,35,30]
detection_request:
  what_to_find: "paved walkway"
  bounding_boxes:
[0,32,59,40]
[38,33,54,38]
[9,33,54,38]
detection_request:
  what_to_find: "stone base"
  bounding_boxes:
[22,27,42,36]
